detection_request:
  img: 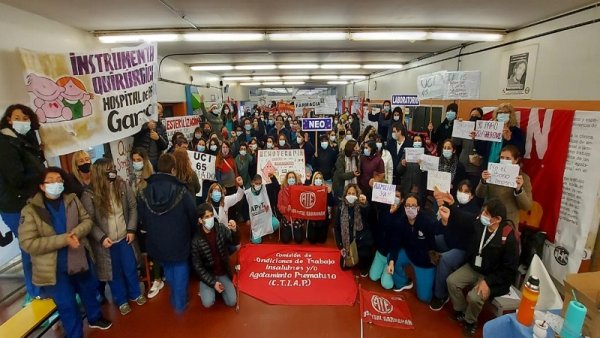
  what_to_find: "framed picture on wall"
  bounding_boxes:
[498,44,539,99]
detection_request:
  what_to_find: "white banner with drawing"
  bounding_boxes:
[257,149,306,184]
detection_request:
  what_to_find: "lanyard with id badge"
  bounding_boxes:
[475,228,497,268]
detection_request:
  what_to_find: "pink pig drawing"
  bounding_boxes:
[26,73,65,123]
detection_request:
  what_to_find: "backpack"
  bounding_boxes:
[501,220,521,255]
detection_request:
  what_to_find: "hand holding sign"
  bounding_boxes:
[487,163,520,188]
[420,155,440,171]
[427,170,452,193]
[405,148,424,163]
[451,121,476,139]
[372,182,396,205]
[475,121,503,142]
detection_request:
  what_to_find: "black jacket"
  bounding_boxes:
[138,173,196,263]
[0,128,45,213]
[191,221,240,287]
[133,122,168,163]
[389,212,436,268]
[387,138,413,184]
[312,146,338,181]
[432,119,454,154]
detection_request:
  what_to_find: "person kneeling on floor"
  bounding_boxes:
[192,203,239,308]
[441,198,519,338]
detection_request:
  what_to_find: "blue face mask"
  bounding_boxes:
[443,149,453,159]
[480,215,491,227]
[314,179,323,186]
[132,161,144,171]
[320,142,329,150]
[244,124,252,131]
[12,121,31,135]
[446,111,456,121]
[197,145,206,152]
[413,142,422,148]
[45,182,64,199]
[363,148,371,157]
[496,113,510,123]
[203,217,215,231]
[211,191,222,203]
[287,178,296,185]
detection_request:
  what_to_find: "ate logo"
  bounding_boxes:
[371,295,393,314]
[554,246,569,266]
[299,192,316,209]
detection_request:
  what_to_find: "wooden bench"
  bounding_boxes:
[0,299,57,338]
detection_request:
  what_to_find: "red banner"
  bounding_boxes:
[237,244,357,305]
[360,288,414,329]
[290,185,328,220]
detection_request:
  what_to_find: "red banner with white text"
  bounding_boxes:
[360,288,414,329]
[237,244,357,306]
[290,185,328,220]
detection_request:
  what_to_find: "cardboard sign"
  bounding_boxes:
[187,151,216,196]
[487,163,520,188]
[427,170,452,192]
[405,148,424,163]
[452,120,476,139]
[371,182,397,205]
[476,120,503,142]
[391,95,420,106]
[257,149,306,184]
[301,118,333,132]
[420,154,440,171]
[290,185,328,220]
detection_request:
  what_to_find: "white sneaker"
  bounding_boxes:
[147,280,164,299]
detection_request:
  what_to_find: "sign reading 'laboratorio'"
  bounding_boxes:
[391,95,420,106]
[19,43,158,156]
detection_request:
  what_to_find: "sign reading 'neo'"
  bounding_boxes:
[301,117,333,131]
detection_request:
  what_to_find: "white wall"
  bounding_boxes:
[346,6,600,101]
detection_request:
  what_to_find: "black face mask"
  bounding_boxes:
[78,162,91,173]
[106,170,118,182]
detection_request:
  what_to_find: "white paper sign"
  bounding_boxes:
[417,71,447,99]
[420,154,440,171]
[476,120,503,142]
[257,149,306,184]
[187,151,216,197]
[487,163,520,188]
[444,71,481,100]
[372,182,397,205]
[452,120,476,139]
[427,170,452,192]
[109,136,134,183]
[405,148,425,163]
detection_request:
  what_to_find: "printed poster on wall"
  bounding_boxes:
[109,136,134,183]
[498,45,538,99]
[19,43,158,157]
[257,149,306,184]
[164,115,201,146]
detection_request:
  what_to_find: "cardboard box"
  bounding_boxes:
[562,272,600,338]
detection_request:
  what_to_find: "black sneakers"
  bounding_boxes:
[462,322,477,337]
[89,317,112,330]
[392,279,414,292]
[429,297,449,311]
[452,310,465,322]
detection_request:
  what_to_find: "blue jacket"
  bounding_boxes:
[389,212,436,268]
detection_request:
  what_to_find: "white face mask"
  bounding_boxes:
[393,116,400,121]
[45,182,64,199]
[345,195,358,204]
[496,113,510,123]
[296,137,303,144]
[345,134,352,141]
[376,142,383,150]
[329,135,336,142]
[456,191,471,205]
[250,144,258,150]
[132,161,144,171]
[500,159,514,165]
[239,150,247,156]
[279,140,286,147]
[210,145,218,152]
[203,217,215,231]
[12,120,31,135]
[314,179,323,186]
[267,142,274,149]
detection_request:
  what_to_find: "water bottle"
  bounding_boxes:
[516,276,540,326]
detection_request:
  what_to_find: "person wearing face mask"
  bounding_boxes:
[197,95,224,140]
[328,130,339,150]
[220,103,236,134]
[215,141,239,196]
[195,139,207,153]
[189,127,204,151]
[398,134,428,207]
[276,134,291,150]
[306,172,336,244]
[205,178,245,252]
[20,167,113,337]
[339,128,353,152]
[369,100,393,141]
[138,154,197,313]
[173,148,201,196]
[476,145,532,225]
[333,140,361,198]
[244,175,281,244]
[293,131,315,167]
[133,102,168,169]
[277,172,305,244]
[438,139,467,195]
[66,150,93,198]
[386,194,437,302]
[246,138,259,179]
[312,135,338,183]
[387,123,412,185]
[440,199,519,337]
[81,158,146,316]
[166,132,184,154]
[375,135,394,184]
[268,115,291,142]
[191,203,239,308]
[429,103,459,155]
[359,141,385,198]
[334,184,372,276]
[234,143,253,190]
[201,122,213,142]
[455,108,485,189]
[347,111,360,140]
[474,103,525,165]
[207,138,220,155]
[265,136,276,150]
[0,104,45,302]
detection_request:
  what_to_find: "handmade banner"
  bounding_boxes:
[19,43,158,157]
[257,149,306,184]
[475,120,503,142]
[187,150,216,197]
[427,170,451,192]
[372,182,397,205]
[164,115,201,146]
[237,244,357,305]
[391,95,420,106]
[360,288,414,330]
[109,136,134,182]
[290,185,328,220]
[444,71,481,100]
[417,71,447,99]
[419,154,439,171]
[452,120,476,139]
[0,217,20,268]
[487,163,519,188]
[276,102,295,115]
[294,96,337,116]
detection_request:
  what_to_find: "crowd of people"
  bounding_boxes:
[0,98,533,338]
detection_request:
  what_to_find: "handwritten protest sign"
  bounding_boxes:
[420,155,440,171]
[257,149,306,184]
[417,71,447,99]
[476,120,503,142]
[487,163,520,188]
[372,182,397,205]
[164,115,201,146]
[110,137,134,182]
[427,170,452,192]
[405,148,424,163]
[452,120,476,139]
[188,151,216,196]
[444,71,481,100]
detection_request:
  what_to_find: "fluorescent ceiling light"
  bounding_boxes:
[281,75,310,80]
[328,81,349,85]
[311,75,339,80]
[321,64,361,69]
[191,65,234,71]
[183,33,264,41]
[278,64,319,69]
[428,31,504,41]
[262,82,283,86]
[351,31,428,41]
[253,76,281,81]
[339,75,366,80]
[235,64,277,70]
[240,82,261,86]
[222,76,252,81]
[284,82,305,85]
[207,77,220,82]
[98,34,179,43]
[363,64,404,69]
[268,32,348,41]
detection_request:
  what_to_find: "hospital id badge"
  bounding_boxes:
[475,255,482,268]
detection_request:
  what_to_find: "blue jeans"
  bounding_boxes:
[43,268,102,338]
[108,240,141,306]
[163,260,189,313]
[250,216,280,244]
[392,249,436,303]
[1,212,40,298]
[198,275,236,308]
[434,249,467,299]
[369,250,394,289]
